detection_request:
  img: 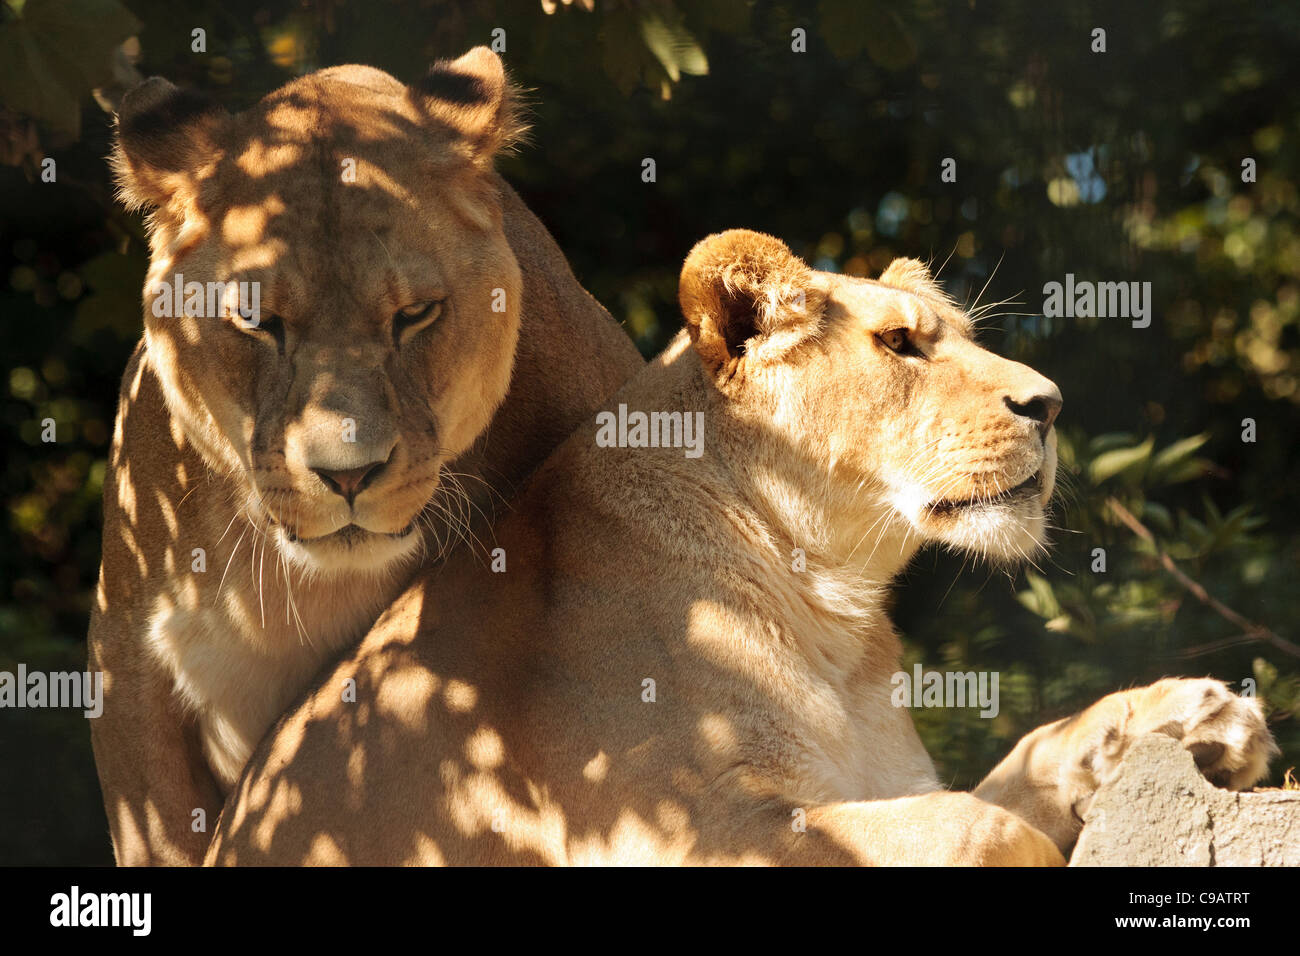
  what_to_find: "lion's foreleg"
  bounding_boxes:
[88,614,223,865]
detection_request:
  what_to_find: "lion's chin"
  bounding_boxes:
[905,457,1057,565]
[274,521,422,577]
[930,496,1050,564]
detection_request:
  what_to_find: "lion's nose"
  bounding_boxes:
[1004,388,1062,437]
[312,459,387,506]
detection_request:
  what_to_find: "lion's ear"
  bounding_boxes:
[878,257,946,300]
[112,77,228,213]
[412,46,527,167]
[678,229,825,383]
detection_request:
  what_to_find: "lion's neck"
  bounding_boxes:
[710,452,911,680]
[592,345,914,680]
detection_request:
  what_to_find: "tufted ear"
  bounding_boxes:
[411,46,527,168]
[677,229,826,385]
[112,77,228,213]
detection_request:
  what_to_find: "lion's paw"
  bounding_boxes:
[1118,677,1278,790]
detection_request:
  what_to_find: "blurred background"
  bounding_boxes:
[1,0,1297,864]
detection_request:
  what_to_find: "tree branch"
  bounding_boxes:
[1105,496,1300,659]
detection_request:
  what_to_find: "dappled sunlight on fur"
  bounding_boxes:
[210,236,1274,867]
[203,232,1081,865]
[87,48,643,865]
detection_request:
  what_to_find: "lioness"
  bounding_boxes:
[88,48,642,865]
[208,230,1275,865]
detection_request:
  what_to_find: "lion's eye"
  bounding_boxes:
[393,300,443,344]
[877,328,921,357]
[879,328,908,352]
[234,312,284,344]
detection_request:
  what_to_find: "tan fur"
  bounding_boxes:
[207,231,1275,866]
[88,49,643,865]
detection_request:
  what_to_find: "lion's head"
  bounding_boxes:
[113,48,524,576]
[679,229,1062,569]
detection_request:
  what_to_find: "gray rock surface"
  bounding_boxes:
[1070,734,1299,866]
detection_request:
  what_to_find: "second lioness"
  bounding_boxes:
[210,231,1274,865]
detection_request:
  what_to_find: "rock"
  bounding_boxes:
[1070,735,1300,866]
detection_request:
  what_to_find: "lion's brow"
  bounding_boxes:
[943,308,975,336]
[898,286,974,337]
[859,279,972,336]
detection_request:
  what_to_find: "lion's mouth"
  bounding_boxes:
[284,519,418,545]
[928,471,1042,515]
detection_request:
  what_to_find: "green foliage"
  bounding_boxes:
[0,0,1297,862]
